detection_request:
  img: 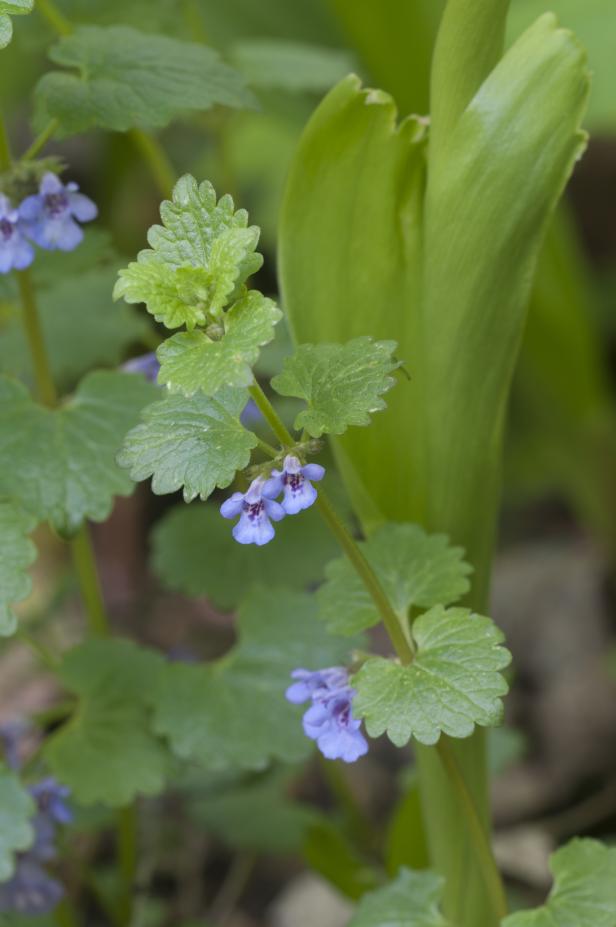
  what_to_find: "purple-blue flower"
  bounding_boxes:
[0,194,35,273]
[286,667,368,763]
[264,455,325,515]
[122,352,160,383]
[29,778,72,826]
[19,172,97,252]
[220,476,285,545]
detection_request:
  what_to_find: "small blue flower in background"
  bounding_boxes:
[0,859,64,915]
[0,720,28,770]
[264,454,325,515]
[122,351,161,383]
[19,172,97,252]
[286,666,368,763]
[29,778,73,826]
[0,194,34,273]
[220,476,285,545]
[240,398,262,428]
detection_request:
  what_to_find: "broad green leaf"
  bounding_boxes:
[318,523,471,635]
[0,1,32,50]
[230,39,355,92]
[34,26,255,136]
[353,606,511,746]
[118,388,256,502]
[348,868,448,927]
[151,586,355,770]
[0,267,153,390]
[502,838,616,927]
[0,372,158,535]
[194,770,318,853]
[271,338,400,437]
[386,773,430,875]
[0,501,36,636]
[303,822,380,900]
[44,639,168,806]
[0,765,35,881]
[151,501,339,611]
[157,291,282,396]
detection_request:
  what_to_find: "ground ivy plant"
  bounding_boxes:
[0,2,614,927]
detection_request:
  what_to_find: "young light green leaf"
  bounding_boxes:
[114,176,263,330]
[44,640,169,807]
[151,586,356,771]
[271,337,400,437]
[118,388,257,502]
[353,606,511,746]
[502,838,616,927]
[318,523,471,635]
[0,267,153,390]
[349,868,448,927]
[151,501,339,611]
[0,764,35,881]
[230,39,355,92]
[0,0,33,49]
[0,501,37,637]
[0,372,159,536]
[34,26,255,136]
[157,291,282,396]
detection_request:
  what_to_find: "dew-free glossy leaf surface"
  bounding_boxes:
[158,291,282,396]
[0,765,34,881]
[318,523,471,635]
[353,606,511,746]
[348,867,448,927]
[44,640,168,807]
[0,502,36,636]
[118,388,256,502]
[152,587,355,770]
[34,26,255,135]
[502,838,616,927]
[151,501,339,610]
[271,338,399,437]
[0,373,158,535]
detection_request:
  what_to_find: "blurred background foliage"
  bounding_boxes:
[1,1,615,923]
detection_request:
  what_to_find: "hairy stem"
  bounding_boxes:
[35,0,72,36]
[22,118,60,161]
[128,129,176,200]
[248,381,414,660]
[16,269,58,407]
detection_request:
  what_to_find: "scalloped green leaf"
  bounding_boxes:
[0,501,37,637]
[502,838,616,927]
[0,0,33,49]
[157,291,282,396]
[353,606,511,746]
[318,523,471,635]
[271,338,400,437]
[151,586,356,771]
[349,868,448,927]
[34,26,255,135]
[0,372,159,536]
[0,764,35,881]
[151,501,338,611]
[44,640,169,807]
[117,387,257,502]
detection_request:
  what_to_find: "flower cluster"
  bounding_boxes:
[0,172,97,274]
[220,454,325,545]
[0,777,72,916]
[286,666,368,763]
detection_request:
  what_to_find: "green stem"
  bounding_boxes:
[70,526,110,638]
[436,740,507,921]
[116,805,138,926]
[248,381,415,661]
[53,897,80,927]
[128,129,175,199]
[15,628,59,671]
[0,109,12,172]
[208,852,255,926]
[22,118,60,161]
[35,0,72,35]
[16,269,58,407]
